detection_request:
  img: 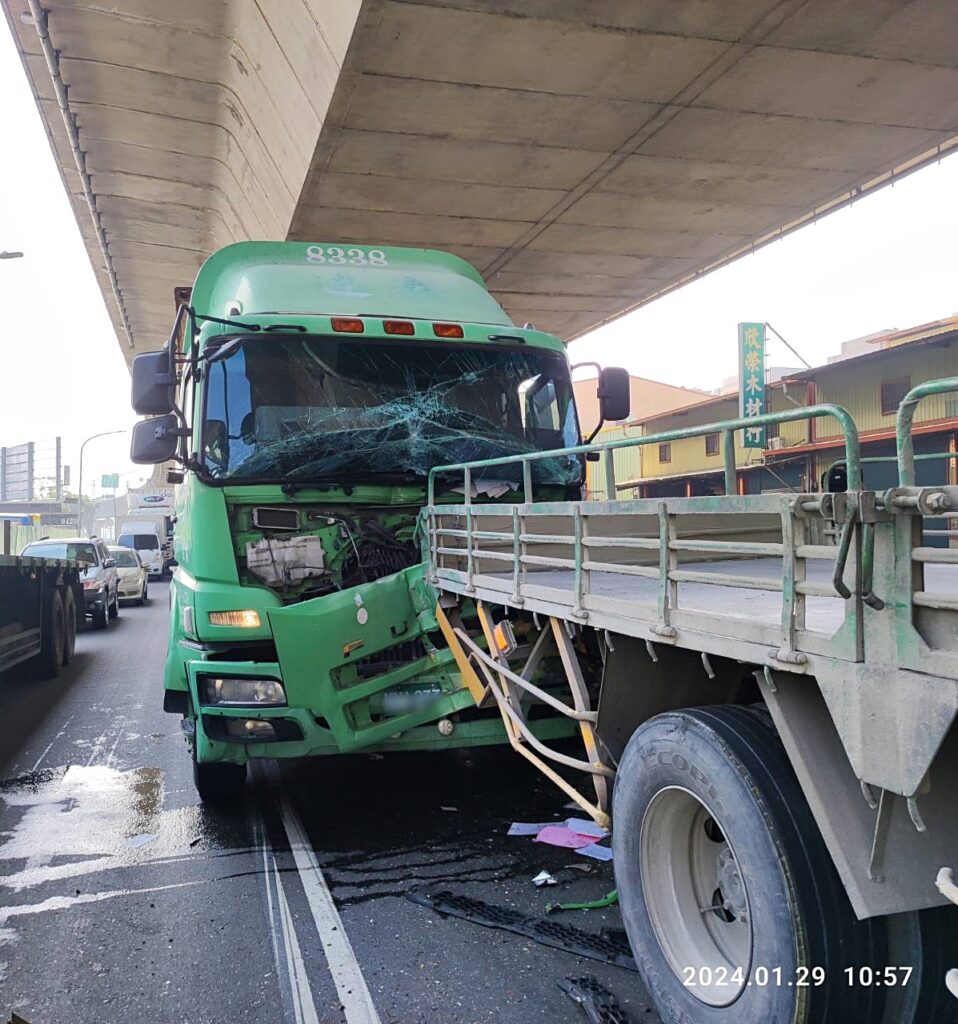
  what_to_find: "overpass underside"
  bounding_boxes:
[5,0,958,354]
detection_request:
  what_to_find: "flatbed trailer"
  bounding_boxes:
[425,378,958,1024]
[0,553,81,679]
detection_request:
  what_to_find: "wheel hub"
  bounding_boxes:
[715,846,748,922]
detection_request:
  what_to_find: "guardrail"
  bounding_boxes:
[427,404,862,505]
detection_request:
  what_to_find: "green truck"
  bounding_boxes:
[130,242,627,799]
[131,241,957,1024]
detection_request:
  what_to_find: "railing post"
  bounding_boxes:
[511,505,523,605]
[603,448,616,501]
[723,429,737,495]
[572,505,587,619]
[522,460,533,504]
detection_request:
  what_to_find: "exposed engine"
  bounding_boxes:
[228,502,421,603]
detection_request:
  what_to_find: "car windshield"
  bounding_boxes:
[201,335,581,487]
[21,542,97,564]
[112,550,140,567]
[118,534,158,551]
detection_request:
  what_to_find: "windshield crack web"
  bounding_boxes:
[207,342,579,487]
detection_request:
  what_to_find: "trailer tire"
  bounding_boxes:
[883,904,958,1024]
[613,705,886,1024]
[32,589,65,680]
[62,587,77,665]
[192,755,247,804]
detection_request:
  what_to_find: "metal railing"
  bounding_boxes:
[427,404,862,505]
[897,376,958,486]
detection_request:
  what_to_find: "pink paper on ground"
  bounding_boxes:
[534,825,595,850]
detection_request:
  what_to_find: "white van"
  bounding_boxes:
[117,521,165,578]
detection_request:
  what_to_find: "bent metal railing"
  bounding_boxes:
[427,406,866,670]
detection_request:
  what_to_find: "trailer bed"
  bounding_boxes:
[478,558,956,634]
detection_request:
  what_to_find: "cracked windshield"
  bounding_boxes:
[203,335,582,487]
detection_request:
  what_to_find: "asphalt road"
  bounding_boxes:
[0,583,659,1024]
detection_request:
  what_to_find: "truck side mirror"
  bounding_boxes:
[131,414,182,465]
[131,350,175,415]
[597,366,630,422]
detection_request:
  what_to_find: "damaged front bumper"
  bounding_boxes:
[179,565,480,766]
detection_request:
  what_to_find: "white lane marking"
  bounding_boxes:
[262,836,320,1024]
[279,796,383,1024]
[30,714,75,772]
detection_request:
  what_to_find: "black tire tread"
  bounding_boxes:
[614,704,886,1024]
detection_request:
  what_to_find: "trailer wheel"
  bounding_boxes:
[613,705,885,1024]
[192,754,247,804]
[31,589,65,680]
[884,903,958,1024]
[61,587,77,665]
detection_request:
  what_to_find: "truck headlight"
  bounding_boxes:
[199,676,286,707]
[208,609,261,628]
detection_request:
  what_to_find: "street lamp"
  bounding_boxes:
[0,251,24,259]
[77,430,126,534]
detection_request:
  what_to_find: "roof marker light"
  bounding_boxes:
[383,320,415,335]
[433,323,464,339]
[331,317,364,334]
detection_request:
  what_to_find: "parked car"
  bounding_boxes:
[19,537,119,629]
[116,524,165,579]
[109,545,149,605]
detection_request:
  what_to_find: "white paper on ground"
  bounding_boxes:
[577,842,614,862]
[564,817,609,838]
[508,821,556,836]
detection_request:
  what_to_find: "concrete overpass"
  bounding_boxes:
[5,0,958,356]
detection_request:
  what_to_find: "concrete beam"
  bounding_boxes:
[4,0,958,356]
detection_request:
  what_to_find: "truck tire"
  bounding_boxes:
[613,705,886,1024]
[31,589,65,680]
[62,587,77,665]
[192,754,247,804]
[884,905,958,1024]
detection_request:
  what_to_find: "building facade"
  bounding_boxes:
[612,318,958,540]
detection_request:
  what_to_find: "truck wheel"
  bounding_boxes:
[884,904,958,1024]
[32,589,65,680]
[192,754,247,804]
[613,705,885,1024]
[62,587,77,665]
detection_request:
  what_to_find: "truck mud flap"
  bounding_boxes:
[406,887,637,971]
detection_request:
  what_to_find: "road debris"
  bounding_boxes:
[508,821,555,836]
[577,843,613,862]
[126,833,157,849]
[558,975,631,1024]
[532,869,558,888]
[534,825,595,850]
[406,888,637,971]
[547,890,618,915]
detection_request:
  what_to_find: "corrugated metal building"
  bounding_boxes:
[613,318,958,526]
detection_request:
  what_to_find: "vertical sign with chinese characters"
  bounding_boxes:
[738,322,766,448]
